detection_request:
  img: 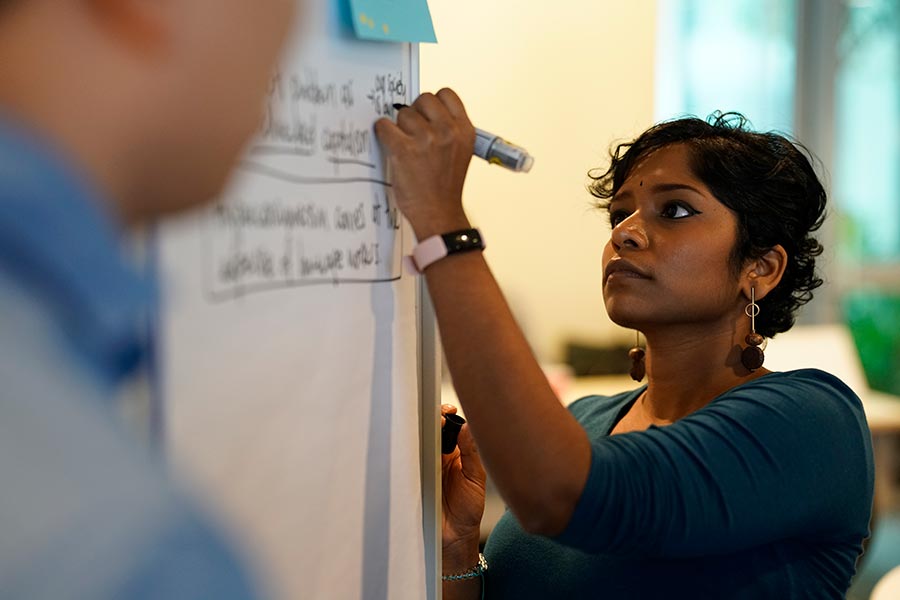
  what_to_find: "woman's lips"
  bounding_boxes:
[604,259,651,283]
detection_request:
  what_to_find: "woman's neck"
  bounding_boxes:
[639,322,769,424]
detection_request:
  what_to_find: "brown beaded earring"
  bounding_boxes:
[628,331,646,382]
[740,288,766,371]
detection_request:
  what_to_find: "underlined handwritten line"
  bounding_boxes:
[249,145,316,157]
[327,156,377,169]
[205,275,403,303]
[239,161,392,186]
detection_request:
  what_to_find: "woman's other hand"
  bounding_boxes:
[374,88,476,240]
[441,404,486,571]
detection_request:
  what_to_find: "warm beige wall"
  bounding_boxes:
[420,1,658,362]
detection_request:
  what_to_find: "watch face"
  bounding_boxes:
[443,229,485,254]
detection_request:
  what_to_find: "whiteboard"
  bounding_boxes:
[154,2,438,598]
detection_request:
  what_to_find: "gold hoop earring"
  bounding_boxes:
[628,331,645,382]
[740,288,766,371]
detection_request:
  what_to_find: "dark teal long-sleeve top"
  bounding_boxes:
[484,369,874,599]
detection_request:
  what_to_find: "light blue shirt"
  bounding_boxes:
[0,116,260,599]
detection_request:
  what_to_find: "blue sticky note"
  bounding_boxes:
[347,0,437,43]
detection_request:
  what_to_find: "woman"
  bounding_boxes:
[374,90,873,599]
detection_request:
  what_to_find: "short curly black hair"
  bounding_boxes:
[588,112,826,338]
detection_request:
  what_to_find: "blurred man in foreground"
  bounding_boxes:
[0,1,297,596]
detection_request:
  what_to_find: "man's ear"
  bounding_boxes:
[84,0,170,57]
[743,245,788,301]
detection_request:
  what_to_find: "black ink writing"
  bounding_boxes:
[290,69,337,107]
[215,200,329,231]
[219,248,276,282]
[347,242,379,269]
[366,72,406,117]
[322,121,370,157]
[334,203,367,232]
[300,249,345,277]
[371,191,401,230]
[340,80,354,109]
[261,106,317,151]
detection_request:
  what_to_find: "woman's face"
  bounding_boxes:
[601,144,745,332]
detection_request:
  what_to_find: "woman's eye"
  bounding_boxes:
[608,209,630,228]
[661,202,698,220]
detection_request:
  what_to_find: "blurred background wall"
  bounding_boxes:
[421,2,900,597]
[421,1,658,362]
[421,0,900,397]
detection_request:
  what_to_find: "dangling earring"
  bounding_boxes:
[628,331,646,382]
[740,287,766,371]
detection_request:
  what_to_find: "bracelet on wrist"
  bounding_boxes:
[442,552,488,582]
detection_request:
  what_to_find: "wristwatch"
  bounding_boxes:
[404,228,485,274]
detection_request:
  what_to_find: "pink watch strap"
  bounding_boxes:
[403,234,448,275]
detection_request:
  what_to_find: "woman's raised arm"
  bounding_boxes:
[375,89,591,535]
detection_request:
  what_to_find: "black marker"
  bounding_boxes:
[392,103,534,173]
[441,413,466,454]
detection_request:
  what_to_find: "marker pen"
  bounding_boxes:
[392,103,534,173]
[441,413,466,454]
[473,129,534,173]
